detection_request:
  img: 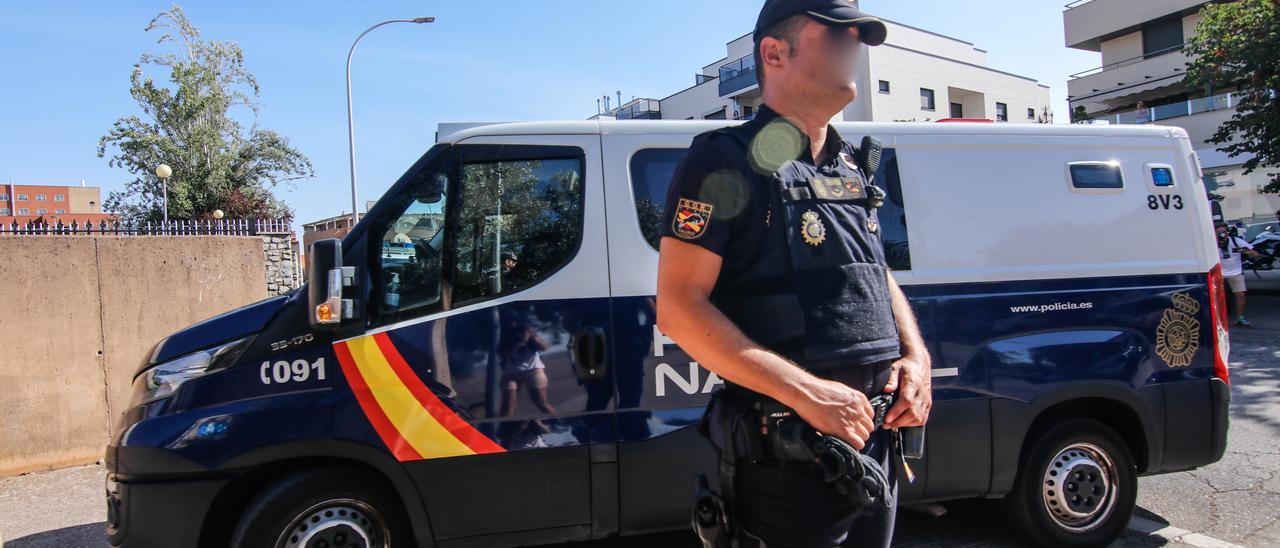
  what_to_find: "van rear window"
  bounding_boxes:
[1069,163,1124,189]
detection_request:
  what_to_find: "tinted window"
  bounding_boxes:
[630,148,687,250]
[451,156,584,306]
[374,146,585,326]
[629,147,911,270]
[1070,163,1125,189]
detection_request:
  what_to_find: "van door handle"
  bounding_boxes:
[572,327,608,381]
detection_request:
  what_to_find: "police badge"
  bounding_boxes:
[1155,292,1201,367]
[801,210,826,246]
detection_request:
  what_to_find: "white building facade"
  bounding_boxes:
[604,19,1051,127]
[1064,0,1279,223]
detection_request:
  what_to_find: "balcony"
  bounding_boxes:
[1064,0,1204,51]
[614,99,661,120]
[1067,45,1189,107]
[718,54,757,97]
[1080,91,1235,124]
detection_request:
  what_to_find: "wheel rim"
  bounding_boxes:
[276,498,390,548]
[1041,442,1119,533]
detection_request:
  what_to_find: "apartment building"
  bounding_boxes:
[1,182,114,225]
[1064,0,1279,222]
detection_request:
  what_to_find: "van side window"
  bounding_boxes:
[630,148,687,250]
[1069,162,1124,189]
[629,147,911,271]
[451,155,584,305]
[373,145,586,326]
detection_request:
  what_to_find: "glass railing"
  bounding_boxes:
[1068,43,1185,80]
[719,54,758,97]
[696,73,716,85]
[1064,0,1095,10]
[614,99,661,120]
[1082,92,1235,125]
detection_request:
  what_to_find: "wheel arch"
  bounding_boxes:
[198,440,435,548]
[989,383,1162,497]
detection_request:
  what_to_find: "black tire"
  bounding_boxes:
[1003,418,1137,547]
[229,467,412,548]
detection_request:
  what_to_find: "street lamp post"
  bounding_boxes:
[346,17,436,227]
[154,164,172,224]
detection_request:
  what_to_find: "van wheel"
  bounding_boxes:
[1004,418,1136,547]
[230,467,410,548]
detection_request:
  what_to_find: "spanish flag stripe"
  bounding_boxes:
[333,342,423,462]
[342,335,475,459]
[374,333,506,454]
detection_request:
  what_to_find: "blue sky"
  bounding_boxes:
[0,1,1097,235]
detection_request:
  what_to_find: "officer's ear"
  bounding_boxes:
[758,36,790,80]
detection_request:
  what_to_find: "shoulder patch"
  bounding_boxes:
[673,198,714,240]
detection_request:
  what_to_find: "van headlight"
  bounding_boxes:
[134,337,253,405]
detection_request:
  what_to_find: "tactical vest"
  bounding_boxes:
[698,123,901,371]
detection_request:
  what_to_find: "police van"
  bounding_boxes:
[106,120,1230,547]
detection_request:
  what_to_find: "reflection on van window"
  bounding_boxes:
[630,148,686,250]
[452,158,584,306]
[380,172,449,317]
[1070,163,1125,189]
[629,147,911,270]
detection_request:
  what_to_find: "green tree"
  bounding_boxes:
[1184,0,1280,192]
[97,5,313,222]
[1070,105,1093,124]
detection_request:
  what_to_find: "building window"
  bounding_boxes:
[18,208,29,215]
[704,108,727,120]
[949,103,964,118]
[0,194,7,201]
[1142,15,1184,57]
[55,208,66,214]
[36,208,47,215]
[996,102,1008,122]
[878,80,890,93]
[1028,108,1036,119]
[920,88,935,111]
[54,194,65,202]
[17,194,28,201]
[0,208,9,215]
[35,194,46,202]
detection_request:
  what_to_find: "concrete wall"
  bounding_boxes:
[0,236,268,476]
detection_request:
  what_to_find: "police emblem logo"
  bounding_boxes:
[673,198,713,240]
[840,151,860,172]
[801,210,826,246]
[1155,292,1201,368]
[841,177,864,198]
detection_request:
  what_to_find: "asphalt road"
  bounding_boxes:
[3,298,1277,548]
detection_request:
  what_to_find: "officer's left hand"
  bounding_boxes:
[882,355,932,429]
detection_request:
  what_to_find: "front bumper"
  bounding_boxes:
[105,470,230,547]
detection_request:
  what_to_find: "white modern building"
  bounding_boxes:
[599,17,1052,127]
[1064,0,1279,222]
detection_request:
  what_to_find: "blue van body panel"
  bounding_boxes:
[148,295,289,366]
[107,270,1226,545]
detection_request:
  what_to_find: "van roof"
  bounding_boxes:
[436,120,1183,144]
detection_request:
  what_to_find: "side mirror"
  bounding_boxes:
[307,238,358,329]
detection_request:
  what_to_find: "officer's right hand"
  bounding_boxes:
[789,378,875,450]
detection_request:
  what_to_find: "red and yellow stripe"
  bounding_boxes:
[335,332,505,461]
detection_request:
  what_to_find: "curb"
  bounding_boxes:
[1128,516,1243,548]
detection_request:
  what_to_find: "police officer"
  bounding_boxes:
[656,1,933,546]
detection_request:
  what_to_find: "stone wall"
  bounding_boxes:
[261,232,301,296]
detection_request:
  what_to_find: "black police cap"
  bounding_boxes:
[754,0,888,46]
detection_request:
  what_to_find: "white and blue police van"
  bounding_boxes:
[106,120,1230,547]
